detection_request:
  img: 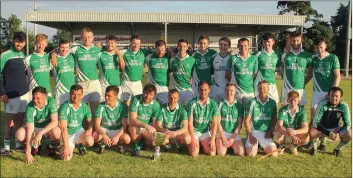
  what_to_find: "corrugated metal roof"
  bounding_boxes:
[25,11,305,26]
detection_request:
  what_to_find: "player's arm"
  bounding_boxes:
[129,111,149,128]
[39,113,59,136]
[210,104,220,143]
[59,119,69,159]
[94,117,106,136]
[225,56,233,82]
[217,116,226,139]
[114,47,125,70]
[295,108,309,134]
[265,106,278,138]
[332,69,341,87]
[24,122,35,164]
[304,56,313,85]
[244,114,252,137]
[84,107,93,135]
[337,103,351,135]
[275,120,289,136]
[233,116,243,139]
[253,56,259,81]
[154,111,168,133]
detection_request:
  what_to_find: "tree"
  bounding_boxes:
[52,30,71,47]
[7,14,22,43]
[21,27,35,54]
[303,19,335,53]
[277,1,323,22]
[0,16,9,49]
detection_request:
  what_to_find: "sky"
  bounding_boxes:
[1,1,350,40]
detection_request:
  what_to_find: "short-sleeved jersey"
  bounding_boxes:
[187,97,220,133]
[98,51,121,87]
[312,52,340,92]
[212,52,231,87]
[25,97,58,128]
[52,53,75,95]
[281,49,312,90]
[170,54,196,91]
[278,105,306,129]
[245,96,277,132]
[157,103,188,131]
[191,49,217,85]
[145,53,170,87]
[95,101,128,130]
[226,53,258,94]
[218,100,244,133]
[71,45,102,82]
[59,101,92,135]
[129,96,160,125]
[121,49,153,82]
[25,52,52,93]
[254,50,281,85]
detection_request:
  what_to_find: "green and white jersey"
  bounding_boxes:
[218,100,244,133]
[245,96,277,132]
[312,52,340,92]
[191,49,217,85]
[129,96,160,125]
[71,45,102,82]
[59,101,92,135]
[187,97,220,133]
[145,53,170,87]
[170,54,196,91]
[281,49,312,90]
[121,49,153,82]
[254,50,281,85]
[52,53,75,95]
[226,53,258,94]
[212,52,231,87]
[95,101,128,130]
[25,97,57,128]
[157,103,188,131]
[98,51,121,87]
[278,105,306,129]
[25,52,52,93]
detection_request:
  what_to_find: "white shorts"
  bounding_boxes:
[121,80,143,101]
[155,86,169,105]
[255,84,279,103]
[245,130,276,149]
[77,80,102,103]
[210,85,225,102]
[100,85,122,102]
[5,92,30,114]
[311,91,327,109]
[55,92,70,107]
[178,89,193,106]
[194,131,211,141]
[216,132,241,141]
[280,88,306,105]
[104,128,120,138]
[68,128,85,149]
[236,92,254,106]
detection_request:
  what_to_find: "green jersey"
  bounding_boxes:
[25,52,52,93]
[95,101,128,130]
[218,100,244,133]
[254,50,281,85]
[281,49,312,90]
[71,45,102,82]
[191,49,217,85]
[278,105,306,129]
[226,53,258,94]
[98,51,121,87]
[245,96,277,132]
[157,103,188,131]
[187,97,220,133]
[52,53,75,95]
[312,52,340,92]
[25,97,57,128]
[129,96,160,125]
[59,101,92,135]
[146,53,170,87]
[170,54,196,91]
[121,49,153,82]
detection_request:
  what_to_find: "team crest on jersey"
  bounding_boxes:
[242,63,247,68]
[337,112,342,118]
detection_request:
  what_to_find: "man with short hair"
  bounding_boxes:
[93,86,130,154]
[309,87,351,157]
[59,84,94,160]
[187,81,219,157]
[244,80,278,157]
[15,86,61,164]
[216,83,245,156]
[128,84,160,156]
[225,38,258,106]
[170,39,196,106]
[0,31,30,154]
[153,89,191,159]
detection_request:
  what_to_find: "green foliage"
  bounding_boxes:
[277,1,323,22]
[52,30,72,47]
[0,16,9,49]
[304,20,335,53]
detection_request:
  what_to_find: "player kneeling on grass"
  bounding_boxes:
[153,89,191,159]
[216,83,245,156]
[59,84,94,160]
[93,86,130,154]
[187,81,219,157]
[129,84,161,156]
[274,90,309,156]
[244,80,278,157]
[16,86,61,164]
[309,87,351,157]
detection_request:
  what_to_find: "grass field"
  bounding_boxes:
[0,78,352,177]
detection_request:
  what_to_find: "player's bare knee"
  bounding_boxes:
[122,135,131,145]
[51,127,61,140]
[342,131,352,142]
[15,127,26,142]
[85,136,94,147]
[309,127,318,138]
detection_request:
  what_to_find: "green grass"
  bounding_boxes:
[0,79,352,177]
